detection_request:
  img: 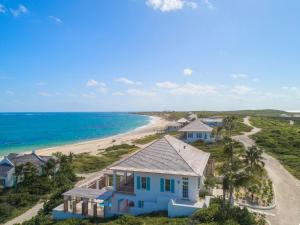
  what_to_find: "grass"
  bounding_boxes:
[72,144,138,173]
[0,189,40,224]
[251,116,300,180]
[231,116,252,135]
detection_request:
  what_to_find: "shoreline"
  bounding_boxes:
[34,115,168,156]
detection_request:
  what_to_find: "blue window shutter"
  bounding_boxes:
[171,179,175,193]
[137,176,141,190]
[160,178,165,192]
[138,200,141,208]
[146,177,150,191]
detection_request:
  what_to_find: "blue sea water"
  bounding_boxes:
[0,112,150,156]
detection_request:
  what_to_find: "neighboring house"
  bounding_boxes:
[0,151,54,188]
[179,119,214,143]
[187,113,198,121]
[177,118,189,126]
[200,117,223,128]
[53,135,213,219]
[166,121,182,132]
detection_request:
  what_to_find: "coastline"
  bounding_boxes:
[35,115,168,156]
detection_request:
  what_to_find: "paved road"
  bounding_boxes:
[232,117,300,225]
[4,202,44,225]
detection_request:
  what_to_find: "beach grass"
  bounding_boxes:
[72,144,138,173]
[251,116,300,179]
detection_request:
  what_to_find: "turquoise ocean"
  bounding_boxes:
[0,113,150,156]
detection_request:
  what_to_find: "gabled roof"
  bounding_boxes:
[179,119,213,132]
[7,152,50,168]
[177,118,189,123]
[0,163,13,177]
[200,118,223,123]
[167,121,181,127]
[109,135,210,176]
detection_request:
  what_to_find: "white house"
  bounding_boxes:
[0,151,54,188]
[200,117,224,128]
[177,118,189,126]
[179,119,214,143]
[166,121,182,132]
[53,135,212,219]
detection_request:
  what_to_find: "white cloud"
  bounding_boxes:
[36,81,47,86]
[169,82,217,95]
[183,68,193,76]
[112,92,125,96]
[230,85,252,95]
[115,77,142,85]
[86,79,106,87]
[38,91,52,97]
[203,0,215,10]
[49,16,63,24]
[156,81,179,89]
[127,89,156,97]
[5,90,14,95]
[82,92,96,98]
[230,73,248,79]
[0,4,6,14]
[10,4,28,17]
[146,0,197,12]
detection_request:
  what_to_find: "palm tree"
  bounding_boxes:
[223,116,236,137]
[222,159,250,208]
[243,146,265,174]
[43,158,57,178]
[14,164,24,189]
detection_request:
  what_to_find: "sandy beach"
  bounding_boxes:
[36,116,168,156]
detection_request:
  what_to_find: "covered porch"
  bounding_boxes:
[53,187,113,220]
[112,170,135,195]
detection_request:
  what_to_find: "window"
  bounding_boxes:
[196,133,203,139]
[198,177,201,189]
[188,133,193,138]
[204,133,208,139]
[138,200,144,208]
[182,177,189,199]
[165,179,171,192]
[141,177,147,189]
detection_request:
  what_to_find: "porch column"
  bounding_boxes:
[93,203,97,217]
[72,198,77,214]
[113,170,117,191]
[124,171,128,184]
[63,196,69,212]
[82,198,89,215]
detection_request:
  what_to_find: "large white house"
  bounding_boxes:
[179,119,214,143]
[0,151,53,188]
[53,135,213,219]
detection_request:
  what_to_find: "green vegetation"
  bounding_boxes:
[191,140,244,164]
[72,144,138,173]
[21,199,265,225]
[138,109,288,119]
[133,134,163,145]
[251,116,300,179]
[0,156,77,224]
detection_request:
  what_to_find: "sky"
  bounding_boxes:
[0,0,300,112]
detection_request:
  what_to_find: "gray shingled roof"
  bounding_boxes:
[179,119,213,132]
[7,152,50,169]
[167,121,182,127]
[200,118,223,123]
[0,163,13,177]
[109,135,210,176]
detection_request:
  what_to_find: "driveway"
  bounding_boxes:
[4,202,44,225]
[232,116,300,225]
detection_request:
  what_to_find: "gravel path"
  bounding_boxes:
[232,116,300,225]
[4,202,44,225]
